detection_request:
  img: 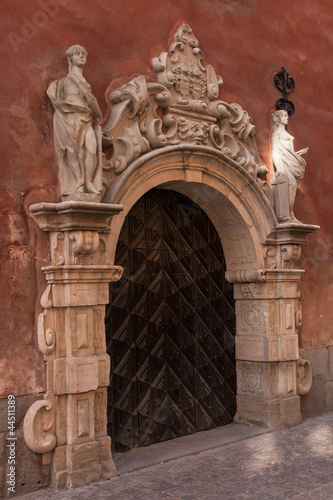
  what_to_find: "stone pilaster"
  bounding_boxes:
[233,270,303,428]
[23,201,123,489]
[227,222,319,428]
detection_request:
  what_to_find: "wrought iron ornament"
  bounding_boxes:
[274,66,295,117]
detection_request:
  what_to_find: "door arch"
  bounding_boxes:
[102,144,312,434]
[106,188,236,452]
[103,145,276,270]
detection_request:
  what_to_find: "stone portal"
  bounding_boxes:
[23,24,318,490]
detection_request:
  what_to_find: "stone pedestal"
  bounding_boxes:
[23,201,123,489]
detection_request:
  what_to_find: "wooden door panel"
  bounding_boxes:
[106,189,236,452]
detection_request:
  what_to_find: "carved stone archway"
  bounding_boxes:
[103,145,275,267]
[24,24,318,490]
[103,144,314,430]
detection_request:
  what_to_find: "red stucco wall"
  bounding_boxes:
[1,0,332,397]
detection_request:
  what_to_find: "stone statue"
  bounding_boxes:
[271,110,308,222]
[47,45,103,200]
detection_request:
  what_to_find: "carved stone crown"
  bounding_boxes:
[102,24,266,191]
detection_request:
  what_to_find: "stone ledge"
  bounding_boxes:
[29,201,123,233]
[266,222,320,245]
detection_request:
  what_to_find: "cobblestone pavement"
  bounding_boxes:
[19,412,333,500]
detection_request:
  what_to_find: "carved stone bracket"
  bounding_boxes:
[23,399,56,465]
[281,244,302,269]
[70,231,100,256]
[38,285,55,356]
[297,357,312,395]
[264,222,319,270]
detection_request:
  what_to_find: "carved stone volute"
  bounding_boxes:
[23,400,56,461]
[297,357,312,395]
[38,285,55,357]
[265,222,319,270]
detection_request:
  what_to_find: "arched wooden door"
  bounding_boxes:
[106,189,236,452]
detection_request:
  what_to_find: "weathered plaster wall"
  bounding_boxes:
[1,0,333,472]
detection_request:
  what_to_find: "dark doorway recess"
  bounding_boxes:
[106,189,236,453]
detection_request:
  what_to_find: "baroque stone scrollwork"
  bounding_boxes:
[281,244,302,269]
[295,286,303,331]
[102,24,268,191]
[102,76,151,175]
[263,246,277,269]
[40,284,53,309]
[69,231,100,256]
[23,400,57,456]
[38,311,55,356]
[38,285,55,356]
[296,357,312,395]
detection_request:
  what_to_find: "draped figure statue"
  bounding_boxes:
[47,45,103,199]
[271,110,308,222]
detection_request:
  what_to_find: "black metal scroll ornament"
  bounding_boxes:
[274,66,295,116]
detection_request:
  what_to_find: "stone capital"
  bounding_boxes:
[29,201,123,233]
[266,222,319,246]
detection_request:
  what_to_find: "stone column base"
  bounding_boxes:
[235,394,302,428]
[53,439,117,489]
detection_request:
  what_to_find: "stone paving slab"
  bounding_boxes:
[17,412,333,499]
[113,421,270,475]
